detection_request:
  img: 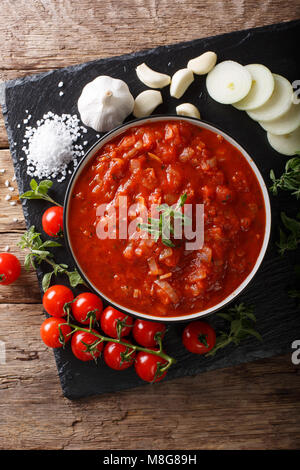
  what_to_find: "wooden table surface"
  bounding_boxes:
[0,0,300,450]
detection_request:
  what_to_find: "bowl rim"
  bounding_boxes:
[63,114,272,323]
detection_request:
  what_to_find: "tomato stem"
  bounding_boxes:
[64,321,176,370]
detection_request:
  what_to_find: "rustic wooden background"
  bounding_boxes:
[0,0,300,450]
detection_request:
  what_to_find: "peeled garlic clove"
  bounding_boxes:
[136,63,171,89]
[187,51,217,75]
[176,103,201,119]
[170,68,194,99]
[133,90,163,118]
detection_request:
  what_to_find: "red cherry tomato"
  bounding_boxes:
[40,317,71,348]
[100,306,133,338]
[71,330,103,361]
[103,340,136,370]
[0,253,21,285]
[132,319,166,348]
[72,292,103,325]
[135,351,168,383]
[43,285,74,317]
[182,321,216,354]
[42,206,64,237]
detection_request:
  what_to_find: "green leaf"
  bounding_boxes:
[206,303,261,357]
[20,179,61,206]
[66,270,85,288]
[269,156,300,199]
[40,240,62,248]
[30,179,38,191]
[42,271,54,292]
[38,180,53,195]
[243,328,263,342]
[19,191,41,200]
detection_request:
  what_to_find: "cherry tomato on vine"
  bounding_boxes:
[40,317,72,348]
[71,330,104,362]
[0,253,21,285]
[132,319,166,348]
[71,292,103,325]
[135,351,168,383]
[42,206,64,237]
[103,340,136,371]
[100,306,134,338]
[43,285,74,317]
[182,321,216,354]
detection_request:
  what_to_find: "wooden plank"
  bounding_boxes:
[0,1,299,147]
[0,303,299,449]
[0,0,298,71]
[0,0,299,451]
[0,150,25,231]
[0,232,41,303]
[0,148,40,302]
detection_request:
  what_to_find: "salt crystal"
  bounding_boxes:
[5,194,11,201]
[21,113,84,180]
[58,81,64,88]
[0,169,5,173]
[59,91,64,97]
[13,217,18,222]
[4,180,9,187]
[4,246,10,252]
[12,175,16,181]
[10,201,16,206]
[8,187,14,192]
[83,141,88,146]
[17,124,21,128]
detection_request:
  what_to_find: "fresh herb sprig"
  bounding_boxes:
[18,226,85,291]
[20,179,62,207]
[270,155,300,199]
[206,303,262,357]
[139,193,192,247]
[277,212,300,255]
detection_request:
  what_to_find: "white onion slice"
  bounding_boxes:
[136,63,171,89]
[259,103,300,135]
[170,68,194,99]
[267,127,300,156]
[233,64,274,110]
[206,60,252,104]
[133,90,162,118]
[247,74,293,121]
[154,279,179,304]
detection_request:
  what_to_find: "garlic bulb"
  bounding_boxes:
[78,76,134,132]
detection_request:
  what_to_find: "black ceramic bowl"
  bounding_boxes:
[64,115,271,323]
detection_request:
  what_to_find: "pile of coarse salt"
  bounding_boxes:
[22,112,87,182]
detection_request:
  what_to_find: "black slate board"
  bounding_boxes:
[1,20,300,399]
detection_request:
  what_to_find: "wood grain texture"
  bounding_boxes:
[0,0,299,146]
[0,0,300,450]
[0,304,299,450]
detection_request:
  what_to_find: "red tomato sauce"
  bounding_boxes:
[68,120,266,317]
